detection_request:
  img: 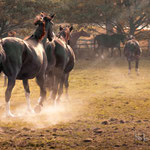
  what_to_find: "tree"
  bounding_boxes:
[0,0,58,37]
[56,0,150,36]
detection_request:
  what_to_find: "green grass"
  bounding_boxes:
[0,57,150,149]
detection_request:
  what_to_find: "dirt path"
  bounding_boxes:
[0,57,150,149]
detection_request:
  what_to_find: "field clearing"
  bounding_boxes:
[1,57,150,149]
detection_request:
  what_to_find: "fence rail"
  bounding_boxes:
[75,39,150,57]
[76,39,150,51]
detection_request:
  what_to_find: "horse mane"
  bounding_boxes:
[35,21,46,41]
[27,19,46,42]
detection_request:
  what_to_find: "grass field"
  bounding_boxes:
[0,56,150,150]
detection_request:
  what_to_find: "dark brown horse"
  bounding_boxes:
[94,33,126,57]
[124,36,142,75]
[45,25,75,105]
[0,12,54,117]
[70,29,90,58]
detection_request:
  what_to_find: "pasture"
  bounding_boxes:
[0,56,150,149]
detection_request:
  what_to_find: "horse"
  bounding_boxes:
[94,33,126,57]
[0,31,16,87]
[45,25,75,105]
[124,35,142,75]
[0,12,54,117]
[69,29,90,58]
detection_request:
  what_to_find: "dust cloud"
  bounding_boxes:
[0,97,81,129]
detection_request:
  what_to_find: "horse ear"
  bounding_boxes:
[70,26,73,32]
[50,14,55,20]
[60,26,63,31]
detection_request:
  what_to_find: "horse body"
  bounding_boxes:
[124,38,142,75]
[0,12,54,117]
[45,26,75,103]
[1,37,46,79]
[94,33,125,57]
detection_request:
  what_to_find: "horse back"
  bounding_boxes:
[18,40,47,78]
[124,39,142,59]
[95,34,120,47]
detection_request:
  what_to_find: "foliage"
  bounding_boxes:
[0,0,58,37]
[0,0,149,37]
[57,0,150,35]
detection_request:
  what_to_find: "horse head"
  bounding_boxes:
[58,25,73,45]
[42,12,55,42]
[34,12,55,42]
[127,35,135,41]
[79,29,90,37]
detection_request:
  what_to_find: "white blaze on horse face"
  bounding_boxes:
[6,101,15,117]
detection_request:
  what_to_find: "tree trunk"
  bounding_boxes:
[106,18,114,35]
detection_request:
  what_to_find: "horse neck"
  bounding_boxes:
[32,23,45,42]
[71,32,82,44]
[72,32,82,39]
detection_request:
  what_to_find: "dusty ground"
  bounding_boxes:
[0,56,150,150]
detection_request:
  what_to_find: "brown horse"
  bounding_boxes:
[124,36,142,75]
[69,29,90,58]
[45,25,75,105]
[0,12,54,117]
[2,31,16,87]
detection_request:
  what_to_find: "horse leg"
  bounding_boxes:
[64,73,69,99]
[34,74,46,113]
[56,74,65,103]
[128,60,131,75]
[101,47,104,59]
[50,75,60,105]
[22,79,34,113]
[135,59,139,76]
[5,77,16,117]
[3,74,7,87]
[95,46,99,57]
[119,47,121,57]
[111,48,113,57]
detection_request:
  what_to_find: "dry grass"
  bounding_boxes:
[0,56,150,149]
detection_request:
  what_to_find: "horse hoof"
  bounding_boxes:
[34,105,42,113]
[6,113,15,118]
[27,108,35,114]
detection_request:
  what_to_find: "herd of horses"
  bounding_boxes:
[0,12,142,117]
[0,12,75,117]
[94,34,142,75]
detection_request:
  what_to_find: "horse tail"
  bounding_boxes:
[0,39,6,73]
[64,46,75,73]
[64,58,74,73]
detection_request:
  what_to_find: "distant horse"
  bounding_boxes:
[45,25,75,104]
[69,29,90,58]
[0,12,54,117]
[94,33,126,57]
[124,36,142,75]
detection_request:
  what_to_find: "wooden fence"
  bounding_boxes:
[76,39,150,57]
